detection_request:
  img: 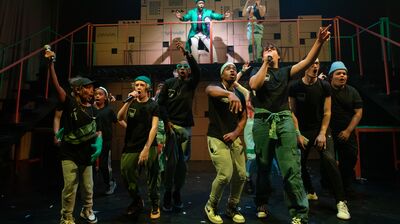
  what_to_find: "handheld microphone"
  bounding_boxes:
[44,45,51,51]
[123,95,134,103]
[44,44,56,62]
[267,55,273,62]
[123,91,140,103]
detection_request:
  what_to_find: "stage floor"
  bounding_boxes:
[1,160,399,224]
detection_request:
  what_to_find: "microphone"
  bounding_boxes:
[267,55,273,62]
[123,91,140,103]
[44,44,56,62]
[123,95,134,103]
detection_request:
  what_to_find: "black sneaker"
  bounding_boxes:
[226,203,245,223]
[127,198,144,216]
[150,203,161,219]
[80,208,97,224]
[162,191,173,212]
[256,204,268,218]
[173,190,183,208]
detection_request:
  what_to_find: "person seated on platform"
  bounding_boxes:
[175,0,230,63]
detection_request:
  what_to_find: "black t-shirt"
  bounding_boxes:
[158,54,200,127]
[330,85,363,131]
[123,99,159,153]
[207,83,246,142]
[96,106,117,141]
[59,96,98,165]
[289,79,331,131]
[251,66,292,112]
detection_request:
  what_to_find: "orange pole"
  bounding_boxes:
[333,18,339,60]
[209,20,213,63]
[381,38,390,95]
[69,34,74,79]
[356,27,364,76]
[251,20,255,62]
[170,23,173,64]
[15,62,24,123]
[87,25,90,66]
[89,24,94,67]
[45,66,50,100]
[336,18,342,60]
[296,19,300,60]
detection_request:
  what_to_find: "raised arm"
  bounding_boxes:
[242,0,250,17]
[257,0,267,17]
[48,62,67,102]
[291,25,331,76]
[249,59,269,90]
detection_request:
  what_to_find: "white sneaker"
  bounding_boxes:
[336,201,351,220]
[105,181,117,195]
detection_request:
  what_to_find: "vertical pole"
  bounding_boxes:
[336,18,342,60]
[209,20,213,63]
[381,39,390,95]
[296,18,300,61]
[356,27,363,76]
[170,23,173,64]
[69,34,74,79]
[15,62,24,123]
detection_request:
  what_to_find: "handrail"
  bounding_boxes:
[0,26,51,52]
[1,16,399,123]
[0,22,91,75]
[337,16,400,47]
[0,22,91,123]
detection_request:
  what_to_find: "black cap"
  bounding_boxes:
[70,77,95,87]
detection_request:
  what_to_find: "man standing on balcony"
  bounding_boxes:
[328,61,363,197]
[175,0,230,63]
[242,0,266,63]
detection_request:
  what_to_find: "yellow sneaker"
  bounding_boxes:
[307,192,319,201]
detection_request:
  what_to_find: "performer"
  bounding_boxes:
[289,58,351,220]
[175,0,230,62]
[328,61,363,196]
[46,48,101,224]
[158,41,201,211]
[204,62,247,224]
[242,0,266,62]
[249,25,331,224]
[117,76,161,220]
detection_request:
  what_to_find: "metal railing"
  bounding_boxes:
[1,16,399,123]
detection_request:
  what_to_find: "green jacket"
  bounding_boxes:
[181,8,225,51]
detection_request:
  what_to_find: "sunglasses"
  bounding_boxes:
[176,64,190,69]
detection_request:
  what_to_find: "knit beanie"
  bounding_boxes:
[220,62,236,76]
[328,61,347,76]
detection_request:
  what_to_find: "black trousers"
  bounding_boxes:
[301,128,345,202]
